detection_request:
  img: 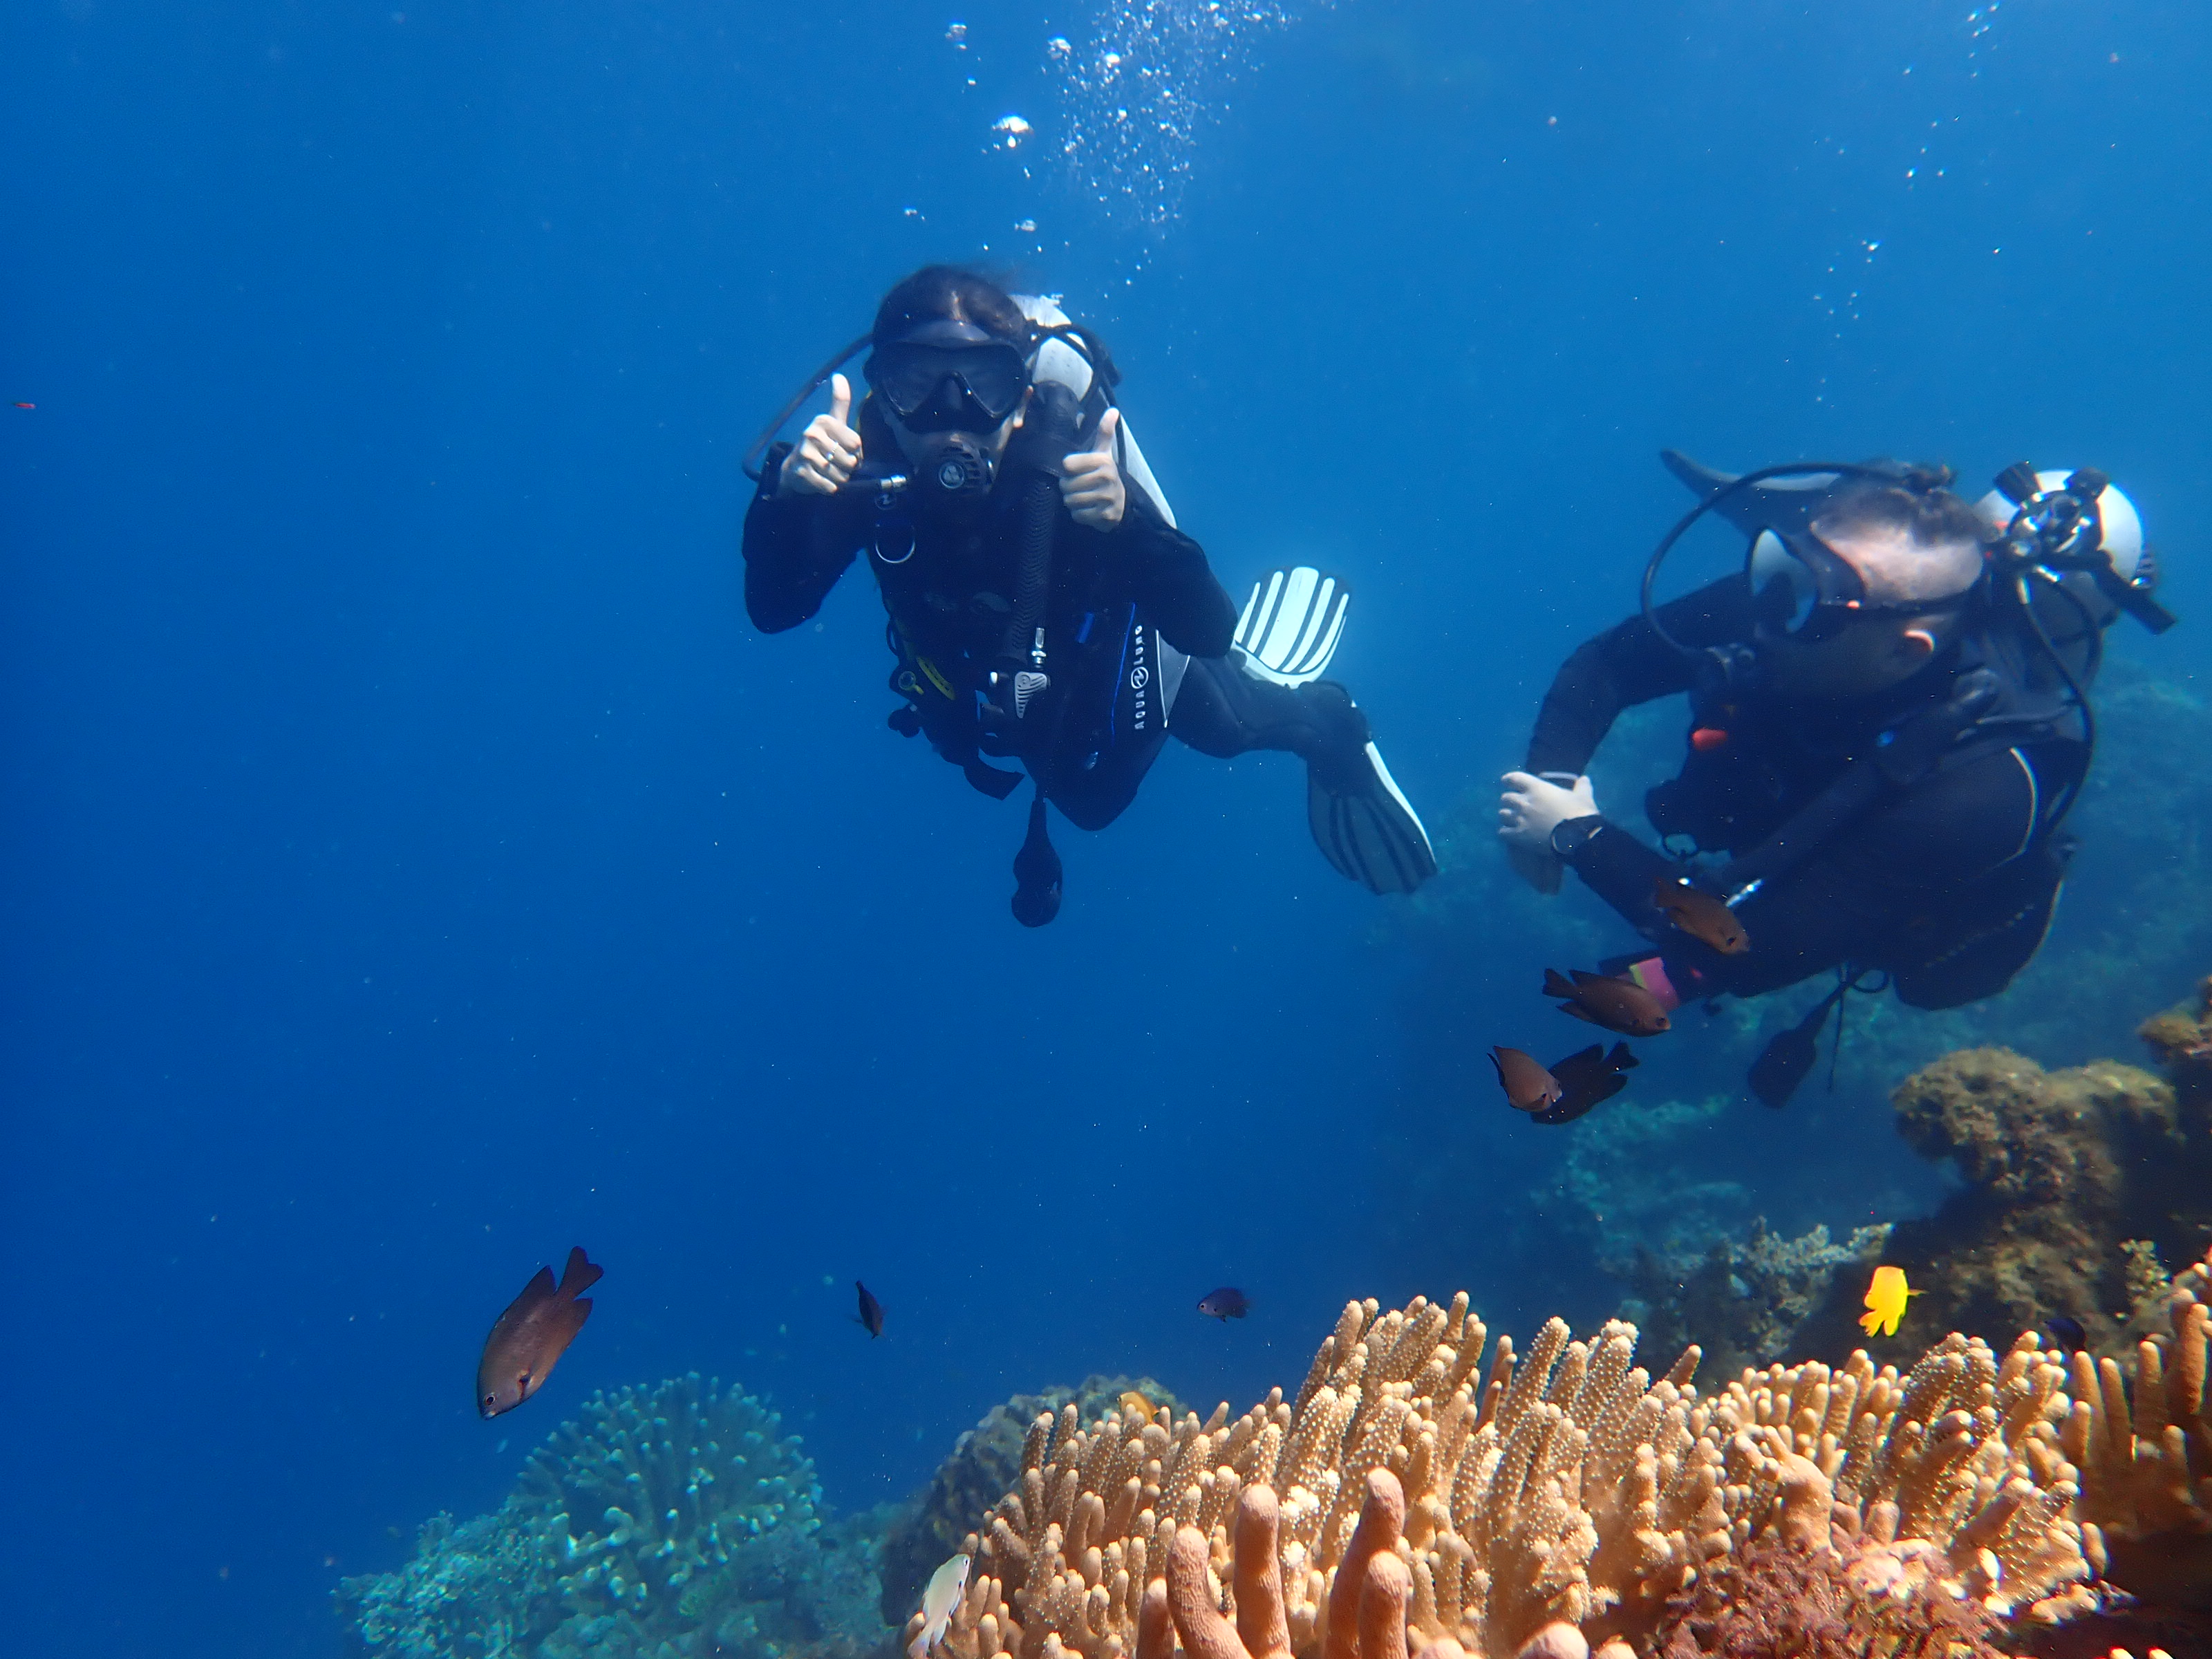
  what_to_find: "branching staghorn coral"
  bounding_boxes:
[518,1371,823,1621]
[2065,1243,2212,1611]
[905,1295,2110,1659]
[340,1372,889,1659]
[882,1376,1186,1625]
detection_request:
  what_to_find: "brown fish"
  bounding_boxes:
[1528,1042,1639,1125]
[1488,1045,1564,1113]
[1652,875,1750,955]
[854,1280,884,1338]
[1543,967,1671,1036]
[477,1246,601,1418]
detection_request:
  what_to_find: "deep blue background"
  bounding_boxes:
[3,3,2206,1655]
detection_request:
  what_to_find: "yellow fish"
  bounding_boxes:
[1118,1389,1153,1424]
[1859,1265,1922,1338]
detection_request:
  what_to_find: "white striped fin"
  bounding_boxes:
[1232,566,1350,686]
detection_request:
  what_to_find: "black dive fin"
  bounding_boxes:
[1660,449,1843,538]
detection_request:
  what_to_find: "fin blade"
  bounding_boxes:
[1237,567,1352,686]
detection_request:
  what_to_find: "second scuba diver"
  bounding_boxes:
[742,266,1437,924]
[1495,453,2175,1101]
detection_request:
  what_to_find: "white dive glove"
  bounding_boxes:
[1497,771,1597,894]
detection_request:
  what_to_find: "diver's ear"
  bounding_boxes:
[1901,626,1939,659]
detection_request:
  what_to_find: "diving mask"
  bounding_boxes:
[1746,526,1975,644]
[864,319,1031,434]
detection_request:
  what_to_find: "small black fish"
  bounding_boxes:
[478,1246,602,1419]
[1529,1042,1640,1125]
[854,1280,884,1338]
[2045,1314,2088,1355]
[1197,1286,1250,1321]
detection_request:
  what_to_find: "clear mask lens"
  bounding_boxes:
[867,343,1028,426]
[1747,529,1822,636]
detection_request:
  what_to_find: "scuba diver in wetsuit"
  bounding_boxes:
[741,265,1436,924]
[1494,453,2175,1101]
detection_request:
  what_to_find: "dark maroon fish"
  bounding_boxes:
[1543,967,1671,1037]
[1529,1042,1640,1125]
[478,1246,601,1419]
[1197,1286,1250,1320]
[1653,876,1750,955]
[1489,1045,1564,1113]
[854,1280,884,1338]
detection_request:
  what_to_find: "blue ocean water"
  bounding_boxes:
[2,3,2206,1655]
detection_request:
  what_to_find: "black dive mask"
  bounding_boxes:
[1641,459,1972,664]
[865,335,1030,435]
[1746,527,1976,645]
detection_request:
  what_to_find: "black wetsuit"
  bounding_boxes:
[1528,578,2089,1009]
[742,401,1351,831]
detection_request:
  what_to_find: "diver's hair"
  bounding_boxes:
[1814,478,1989,604]
[872,266,1033,350]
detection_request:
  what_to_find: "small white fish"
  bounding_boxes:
[910,1552,971,1659]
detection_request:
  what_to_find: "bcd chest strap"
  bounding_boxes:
[1714,668,2025,904]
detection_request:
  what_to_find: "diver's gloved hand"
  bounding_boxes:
[778,372,863,496]
[1497,771,1595,892]
[1059,407,1125,529]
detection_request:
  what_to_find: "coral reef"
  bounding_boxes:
[1779,1031,2212,1363]
[2067,1246,2212,1613]
[337,1374,894,1659]
[1381,660,2212,1382]
[1655,1535,2005,1658]
[344,1507,558,1659]
[2141,974,2212,1100]
[1617,1220,1891,1387]
[881,1377,1185,1625]
[906,1295,2116,1659]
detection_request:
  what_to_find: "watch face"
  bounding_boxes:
[1550,816,1600,858]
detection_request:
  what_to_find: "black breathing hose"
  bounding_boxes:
[1000,382,1082,677]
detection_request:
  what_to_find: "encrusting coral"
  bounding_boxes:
[339,1373,892,1659]
[903,1295,2126,1659]
[1708,979,2212,1370]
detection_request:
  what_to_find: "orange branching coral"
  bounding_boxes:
[2067,1243,2212,1612]
[901,1297,2116,1659]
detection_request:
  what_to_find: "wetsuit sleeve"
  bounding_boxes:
[1564,740,2051,1000]
[1115,491,1236,658]
[1525,578,1750,774]
[740,444,870,633]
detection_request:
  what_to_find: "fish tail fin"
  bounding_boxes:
[1609,1043,1640,1070]
[1542,968,1576,998]
[559,1246,604,1300]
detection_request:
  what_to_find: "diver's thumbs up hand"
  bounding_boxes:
[780,371,863,496]
[1060,406,1126,529]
